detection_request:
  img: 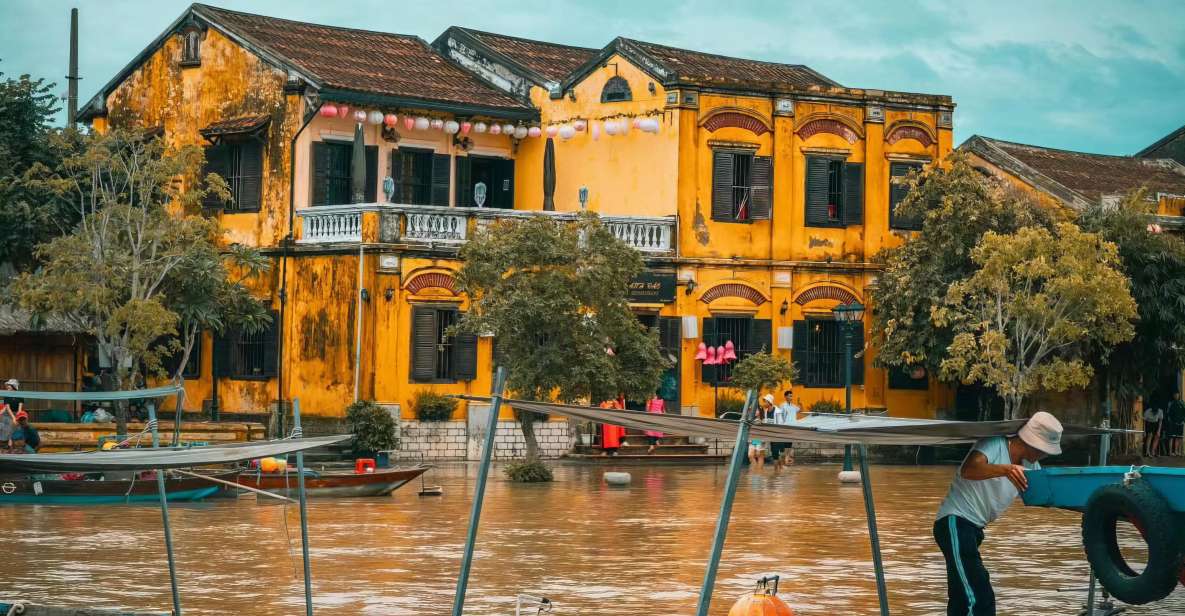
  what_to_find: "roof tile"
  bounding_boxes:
[461,29,598,83]
[622,38,840,90]
[986,138,1185,203]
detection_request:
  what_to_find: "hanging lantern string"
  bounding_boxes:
[545,107,670,126]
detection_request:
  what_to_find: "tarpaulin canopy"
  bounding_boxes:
[3,384,184,401]
[460,397,1118,446]
[0,435,349,473]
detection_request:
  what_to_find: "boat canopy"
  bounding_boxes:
[459,397,1118,446]
[7,383,184,401]
[0,435,350,473]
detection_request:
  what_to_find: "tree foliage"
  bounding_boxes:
[729,351,796,395]
[932,223,1137,419]
[454,212,666,461]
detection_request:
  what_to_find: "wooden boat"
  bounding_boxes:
[235,465,429,498]
[0,471,233,505]
[0,602,167,615]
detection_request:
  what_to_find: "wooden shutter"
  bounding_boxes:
[749,155,772,220]
[389,150,403,204]
[411,307,438,382]
[852,324,865,386]
[804,156,831,226]
[497,158,515,209]
[791,320,808,383]
[213,328,235,377]
[235,140,264,211]
[310,141,329,206]
[842,162,864,226]
[455,156,472,207]
[889,162,921,230]
[711,151,734,221]
[260,311,279,378]
[748,318,772,354]
[431,153,451,206]
[453,322,478,381]
[701,317,717,382]
[364,145,378,203]
[202,144,229,209]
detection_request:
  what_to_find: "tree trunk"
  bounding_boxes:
[517,409,540,461]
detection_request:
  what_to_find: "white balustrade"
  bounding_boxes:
[403,210,469,242]
[298,209,362,243]
[604,218,674,252]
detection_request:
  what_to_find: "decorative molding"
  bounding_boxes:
[700,282,768,306]
[699,107,772,136]
[795,113,864,144]
[937,110,954,129]
[886,120,937,148]
[404,271,458,295]
[708,139,760,151]
[774,98,795,117]
[865,104,885,123]
[793,284,860,306]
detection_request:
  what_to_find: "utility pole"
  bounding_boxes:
[66,8,80,126]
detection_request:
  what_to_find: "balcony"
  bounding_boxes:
[296,204,676,254]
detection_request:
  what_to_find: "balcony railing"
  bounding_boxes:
[296,204,676,253]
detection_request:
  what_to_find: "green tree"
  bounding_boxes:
[933,223,1137,419]
[13,128,265,435]
[454,212,666,462]
[729,351,796,396]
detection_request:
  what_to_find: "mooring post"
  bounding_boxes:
[147,401,182,616]
[453,366,508,616]
[858,443,890,616]
[293,398,314,616]
[695,389,757,616]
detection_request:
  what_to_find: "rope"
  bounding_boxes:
[6,601,27,615]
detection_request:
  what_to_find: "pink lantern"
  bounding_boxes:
[383,113,398,127]
[591,122,600,140]
[573,119,587,132]
[473,121,488,134]
[722,340,737,362]
[716,346,727,364]
[704,345,718,365]
[319,104,338,118]
[527,126,542,138]
[489,123,502,135]
[460,121,472,135]
[430,118,444,130]
[621,119,631,134]
[632,117,643,129]
[545,125,559,138]
[694,342,708,361]
[337,105,349,118]
[353,109,368,123]
[403,116,415,130]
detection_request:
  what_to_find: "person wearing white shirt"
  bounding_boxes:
[1143,404,1163,457]
[770,390,800,467]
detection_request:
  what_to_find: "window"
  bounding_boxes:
[889,162,924,230]
[701,316,772,385]
[411,306,478,382]
[215,313,278,380]
[805,156,863,227]
[456,155,514,208]
[181,29,202,66]
[202,140,264,211]
[311,141,377,206]
[792,318,863,388]
[601,76,632,103]
[390,148,451,206]
[162,335,202,379]
[711,150,771,222]
[888,366,928,390]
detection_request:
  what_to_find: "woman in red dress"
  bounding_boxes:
[599,397,626,456]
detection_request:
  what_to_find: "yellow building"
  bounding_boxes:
[75,4,956,436]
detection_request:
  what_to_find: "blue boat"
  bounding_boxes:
[0,472,229,505]
[1022,465,1185,512]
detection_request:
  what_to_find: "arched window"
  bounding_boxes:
[600,76,632,103]
[181,28,202,66]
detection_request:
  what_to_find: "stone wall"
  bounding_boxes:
[395,412,574,461]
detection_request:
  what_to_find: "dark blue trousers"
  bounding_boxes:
[934,515,996,616]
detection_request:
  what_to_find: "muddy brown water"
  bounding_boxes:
[2,463,1182,615]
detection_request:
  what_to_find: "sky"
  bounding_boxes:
[1,0,1182,155]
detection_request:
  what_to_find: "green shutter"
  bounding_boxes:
[453,320,478,381]
[842,162,864,226]
[455,156,472,207]
[364,145,378,203]
[711,151,734,221]
[852,323,865,386]
[791,320,807,383]
[749,318,772,355]
[496,158,515,209]
[235,140,264,211]
[202,144,229,209]
[389,150,402,203]
[701,317,717,383]
[213,328,234,377]
[889,162,922,230]
[749,155,772,220]
[310,141,328,206]
[804,156,830,226]
[431,153,451,206]
[411,307,438,382]
[261,311,279,378]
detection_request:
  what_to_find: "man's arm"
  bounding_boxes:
[960,450,1028,491]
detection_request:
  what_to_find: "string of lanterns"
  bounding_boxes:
[316,102,665,141]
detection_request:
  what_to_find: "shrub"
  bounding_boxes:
[345,400,396,455]
[504,460,553,482]
[715,393,747,418]
[808,399,845,414]
[413,390,458,422]
[730,351,796,393]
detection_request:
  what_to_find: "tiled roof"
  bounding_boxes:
[621,38,840,90]
[193,4,532,114]
[969,136,1185,204]
[458,28,598,83]
[0,305,84,336]
[199,114,270,138]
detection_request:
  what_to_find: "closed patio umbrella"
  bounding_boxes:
[543,137,556,211]
[351,121,366,203]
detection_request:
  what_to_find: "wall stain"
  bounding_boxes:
[808,236,834,248]
[693,200,710,246]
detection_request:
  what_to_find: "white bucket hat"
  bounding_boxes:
[1019,411,1063,455]
[762,394,775,404]
[3,379,17,389]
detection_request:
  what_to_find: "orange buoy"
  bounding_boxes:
[729,576,794,616]
[260,457,280,473]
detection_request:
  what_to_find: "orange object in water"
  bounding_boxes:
[355,458,376,474]
[259,457,280,473]
[728,576,794,616]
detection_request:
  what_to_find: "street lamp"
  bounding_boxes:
[833,301,865,480]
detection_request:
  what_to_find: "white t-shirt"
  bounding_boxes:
[772,402,800,425]
[935,436,1039,528]
[1144,407,1164,422]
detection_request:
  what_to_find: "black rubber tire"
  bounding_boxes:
[1081,480,1184,605]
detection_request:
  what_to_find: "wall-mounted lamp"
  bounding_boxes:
[360,288,370,302]
[384,287,394,301]
[779,299,790,316]
[684,279,697,295]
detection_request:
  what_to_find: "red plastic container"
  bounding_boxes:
[354,458,376,474]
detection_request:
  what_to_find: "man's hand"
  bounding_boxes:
[1002,464,1028,492]
[961,451,1029,491]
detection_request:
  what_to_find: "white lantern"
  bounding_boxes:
[430,118,444,130]
[591,122,600,140]
[513,125,528,139]
[353,109,368,123]
[632,117,643,129]
[367,110,384,125]
[604,120,619,136]
[546,125,559,138]
[444,120,460,134]
[558,124,576,140]
[414,116,430,130]
[573,119,587,132]
[489,123,502,135]
[621,119,631,134]
[643,118,661,133]
[528,126,542,138]
[502,123,515,135]
[473,121,488,134]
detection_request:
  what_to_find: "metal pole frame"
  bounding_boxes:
[147,401,182,615]
[1085,382,1113,612]
[858,443,890,616]
[453,366,509,616]
[292,399,315,616]
[695,389,757,616]
[843,323,855,472]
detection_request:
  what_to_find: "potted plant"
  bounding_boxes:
[345,400,397,458]
[412,390,457,422]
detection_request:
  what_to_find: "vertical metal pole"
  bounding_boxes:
[453,366,508,616]
[858,443,890,616]
[843,325,855,472]
[173,386,186,447]
[1086,382,1112,613]
[293,398,314,616]
[147,402,182,616]
[695,389,757,616]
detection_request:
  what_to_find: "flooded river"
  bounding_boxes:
[3,463,1182,615]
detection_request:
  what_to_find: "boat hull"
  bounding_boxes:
[1023,466,1185,512]
[0,473,230,505]
[236,465,429,498]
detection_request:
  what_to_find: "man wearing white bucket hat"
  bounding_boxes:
[933,411,1063,615]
